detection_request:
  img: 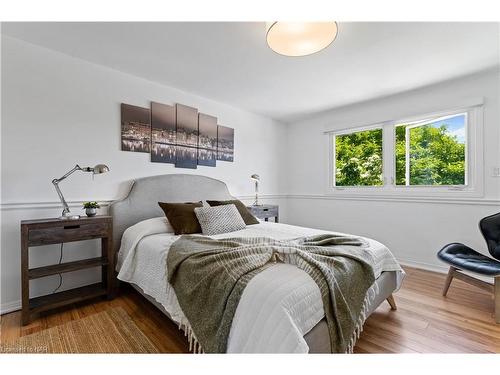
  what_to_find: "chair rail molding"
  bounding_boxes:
[0,195,288,211]
[287,194,500,206]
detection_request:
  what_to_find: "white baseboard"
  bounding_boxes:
[1,300,21,315]
[398,257,493,283]
[397,258,449,274]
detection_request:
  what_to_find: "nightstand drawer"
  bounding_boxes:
[251,207,278,218]
[28,222,109,246]
[247,205,279,222]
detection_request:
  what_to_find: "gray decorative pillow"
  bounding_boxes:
[194,204,246,236]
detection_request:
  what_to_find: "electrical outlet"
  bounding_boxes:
[493,167,500,177]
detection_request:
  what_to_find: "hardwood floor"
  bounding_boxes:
[1,266,499,353]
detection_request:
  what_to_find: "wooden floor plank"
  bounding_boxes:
[1,266,499,353]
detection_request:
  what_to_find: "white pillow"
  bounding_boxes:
[127,216,174,235]
[194,204,246,236]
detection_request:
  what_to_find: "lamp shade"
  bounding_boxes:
[266,22,338,57]
[92,164,110,174]
[251,174,260,181]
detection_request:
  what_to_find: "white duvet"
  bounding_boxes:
[116,219,404,353]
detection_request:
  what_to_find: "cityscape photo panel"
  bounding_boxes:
[175,104,199,169]
[217,125,234,162]
[198,113,218,167]
[121,101,234,168]
[121,104,151,153]
[151,102,176,164]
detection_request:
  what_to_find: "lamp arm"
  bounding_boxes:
[52,180,70,215]
[52,164,83,184]
[52,165,83,215]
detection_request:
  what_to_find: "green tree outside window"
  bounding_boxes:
[335,128,383,186]
[395,114,466,186]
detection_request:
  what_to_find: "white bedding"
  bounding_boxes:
[116,221,404,353]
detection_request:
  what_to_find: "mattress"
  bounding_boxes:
[117,221,404,353]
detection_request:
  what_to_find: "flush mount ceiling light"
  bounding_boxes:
[266,22,338,57]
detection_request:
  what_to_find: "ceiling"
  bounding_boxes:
[2,22,499,122]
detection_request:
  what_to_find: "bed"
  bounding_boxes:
[110,174,404,353]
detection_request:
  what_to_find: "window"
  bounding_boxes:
[334,128,383,187]
[395,113,467,186]
[328,104,483,198]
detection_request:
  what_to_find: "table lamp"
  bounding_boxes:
[251,174,261,206]
[52,164,110,219]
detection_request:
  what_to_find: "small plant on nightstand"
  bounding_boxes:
[83,201,100,217]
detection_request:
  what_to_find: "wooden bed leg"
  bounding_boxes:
[386,294,397,310]
[442,266,456,296]
[495,276,500,324]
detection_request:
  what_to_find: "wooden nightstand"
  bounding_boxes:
[20,215,115,325]
[247,204,279,223]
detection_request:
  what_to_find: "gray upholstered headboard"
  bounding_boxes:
[109,174,236,254]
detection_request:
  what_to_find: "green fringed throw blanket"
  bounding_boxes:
[167,234,376,353]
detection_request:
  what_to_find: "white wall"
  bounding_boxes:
[286,69,500,272]
[1,34,499,315]
[0,36,288,313]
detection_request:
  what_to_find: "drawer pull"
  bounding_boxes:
[64,225,80,230]
[263,208,269,211]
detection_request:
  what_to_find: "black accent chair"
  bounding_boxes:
[437,212,500,323]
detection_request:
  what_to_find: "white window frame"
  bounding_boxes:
[330,124,385,190]
[326,103,484,199]
[400,112,468,187]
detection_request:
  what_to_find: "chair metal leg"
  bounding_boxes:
[442,266,456,296]
[386,294,397,310]
[495,276,500,324]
